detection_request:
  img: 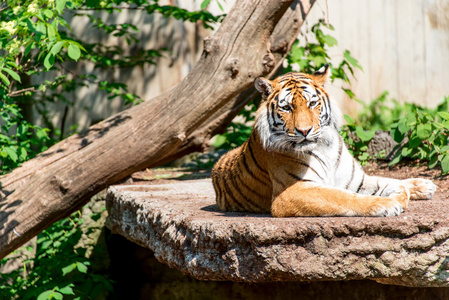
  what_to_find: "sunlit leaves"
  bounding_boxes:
[284,19,362,88]
[1,210,114,299]
[387,97,449,175]
[0,0,223,174]
[67,44,81,61]
[0,68,21,83]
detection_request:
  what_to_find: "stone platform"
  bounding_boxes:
[106,179,449,287]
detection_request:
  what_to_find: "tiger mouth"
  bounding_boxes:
[269,133,319,149]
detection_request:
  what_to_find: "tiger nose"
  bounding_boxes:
[295,126,312,137]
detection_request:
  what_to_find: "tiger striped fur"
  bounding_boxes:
[211,65,437,217]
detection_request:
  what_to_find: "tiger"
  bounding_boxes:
[211,65,437,217]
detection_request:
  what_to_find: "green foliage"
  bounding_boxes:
[212,101,256,150]
[285,19,362,91]
[355,92,407,131]
[0,94,51,172]
[0,0,223,173]
[340,92,403,165]
[0,211,113,300]
[389,97,449,174]
[0,0,224,297]
[213,19,362,150]
[340,114,378,165]
[342,92,449,174]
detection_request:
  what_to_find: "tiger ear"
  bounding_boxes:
[255,77,273,97]
[312,64,330,86]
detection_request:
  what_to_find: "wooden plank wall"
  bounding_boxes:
[34,1,212,132]
[35,0,449,132]
[304,0,449,115]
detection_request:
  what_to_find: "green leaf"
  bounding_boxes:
[217,0,224,11]
[397,118,410,134]
[62,263,76,276]
[3,146,18,162]
[51,41,64,55]
[433,122,446,130]
[401,147,413,157]
[1,68,21,83]
[417,123,432,140]
[68,44,80,61]
[343,88,355,99]
[0,72,10,86]
[390,124,404,143]
[211,134,226,148]
[355,126,374,142]
[437,111,449,121]
[441,155,449,174]
[36,22,46,35]
[37,290,54,300]
[322,34,338,47]
[344,114,355,124]
[47,23,57,38]
[76,262,88,273]
[56,0,67,13]
[16,123,27,136]
[44,9,54,18]
[85,0,101,7]
[44,53,55,70]
[358,152,370,161]
[57,284,75,295]
[26,18,36,33]
[428,155,439,169]
[40,239,52,250]
[36,127,49,140]
[201,0,211,10]
[18,147,28,160]
[343,50,363,70]
[406,112,416,126]
[408,136,422,149]
[388,152,403,166]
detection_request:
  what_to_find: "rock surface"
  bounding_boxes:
[106,178,449,287]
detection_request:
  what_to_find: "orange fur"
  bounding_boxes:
[211,69,436,217]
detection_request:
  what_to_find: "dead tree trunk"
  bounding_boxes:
[152,3,311,167]
[0,0,315,259]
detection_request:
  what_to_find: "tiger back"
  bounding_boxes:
[211,65,437,217]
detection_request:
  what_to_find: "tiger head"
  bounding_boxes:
[254,65,341,152]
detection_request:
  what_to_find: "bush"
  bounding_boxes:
[0,211,112,299]
[342,92,449,174]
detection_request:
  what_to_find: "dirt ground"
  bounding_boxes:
[363,161,448,195]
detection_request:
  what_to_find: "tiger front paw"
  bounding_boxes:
[403,178,437,200]
[368,198,404,217]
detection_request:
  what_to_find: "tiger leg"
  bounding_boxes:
[357,175,436,200]
[401,178,437,200]
[270,181,409,217]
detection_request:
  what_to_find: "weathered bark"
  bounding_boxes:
[151,2,311,166]
[0,0,315,259]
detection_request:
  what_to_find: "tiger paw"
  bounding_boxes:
[368,199,404,217]
[403,178,437,200]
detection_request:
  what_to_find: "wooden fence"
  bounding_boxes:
[33,0,449,133]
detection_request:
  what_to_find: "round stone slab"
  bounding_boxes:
[106,179,449,287]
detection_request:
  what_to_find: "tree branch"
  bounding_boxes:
[0,0,316,259]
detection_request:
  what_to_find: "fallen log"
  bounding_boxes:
[0,0,316,259]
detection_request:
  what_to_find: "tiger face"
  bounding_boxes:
[254,65,340,152]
